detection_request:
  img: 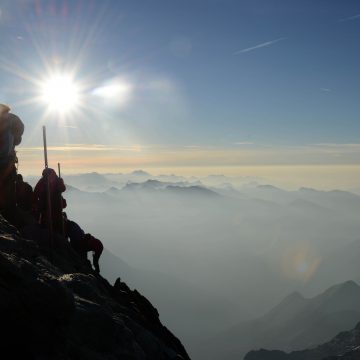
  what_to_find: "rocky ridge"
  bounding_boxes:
[244,321,360,360]
[0,215,190,359]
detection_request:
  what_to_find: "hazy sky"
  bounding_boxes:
[1,0,360,187]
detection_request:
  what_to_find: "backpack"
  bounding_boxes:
[68,221,85,250]
[0,115,14,166]
[0,110,24,166]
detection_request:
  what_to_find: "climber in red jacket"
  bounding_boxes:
[33,168,66,234]
[83,233,103,274]
[63,213,104,274]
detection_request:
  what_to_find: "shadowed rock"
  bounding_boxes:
[0,215,190,359]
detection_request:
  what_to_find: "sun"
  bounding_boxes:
[40,74,80,115]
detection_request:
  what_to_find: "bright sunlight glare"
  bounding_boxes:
[40,74,80,115]
[92,80,133,107]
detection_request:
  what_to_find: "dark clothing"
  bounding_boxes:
[33,169,66,234]
[16,178,33,212]
[0,107,24,223]
[84,233,104,255]
[85,234,103,274]
[0,162,17,222]
[66,220,85,251]
[66,222,103,273]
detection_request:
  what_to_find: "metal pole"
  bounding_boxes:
[43,126,48,168]
[57,162,65,237]
[43,126,54,261]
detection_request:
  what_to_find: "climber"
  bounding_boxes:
[64,213,85,249]
[64,214,103,274]
[15,174,33,212]
[0,104,25,224]
[84,233,104,274]
[33,168,66,234]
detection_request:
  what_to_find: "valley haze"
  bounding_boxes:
[26,170,360,359]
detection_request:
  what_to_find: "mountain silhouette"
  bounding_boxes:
[0,215,190,359]
[203,281,360,360]
[245,321,360,360]
[121,180,220,198]
[131,170,152,176]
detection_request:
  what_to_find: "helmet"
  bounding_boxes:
[0,104,11,118]
[42,168,56,177]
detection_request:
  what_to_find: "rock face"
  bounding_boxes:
[244,322,360,360]
[0,215,190,359]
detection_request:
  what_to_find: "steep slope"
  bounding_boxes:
[0,215,190,359]
[101,250,237,343]
[205,281,360,360]
[245,322,360,360]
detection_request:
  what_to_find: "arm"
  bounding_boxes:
[58,178,66,193]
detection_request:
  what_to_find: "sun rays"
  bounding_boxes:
[40,73,80,115]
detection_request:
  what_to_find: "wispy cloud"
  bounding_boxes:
[312,143,360,148]
[60,125,78,129]
[320,88,332,92]
[235,37,287,54]
[233,142,254,145]
[338,14,360,22]
[19,144,144,152]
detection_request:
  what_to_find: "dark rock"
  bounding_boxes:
[0,215,191,360]
[244,321,360,360]
[245,349,290,360]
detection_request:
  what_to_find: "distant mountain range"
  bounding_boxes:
[199,281,360,360]
[245,320,360,360]
[59,173,360,359]
[107,179,220,199]
[24,170,360,213]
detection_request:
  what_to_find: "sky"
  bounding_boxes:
[0,0,360,189]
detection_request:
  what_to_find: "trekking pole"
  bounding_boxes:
[43,126,54,261]
[57,162,65,237]
[43,126,49,169]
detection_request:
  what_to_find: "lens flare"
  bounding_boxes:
[40,74,80,114]
[93,79,133,108]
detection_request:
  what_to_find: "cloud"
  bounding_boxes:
[235,37,287,54]
[17,142,360,188]
[307,143,360,157]
[311,143,360,148]
[17,143,360,189]
[19,144,144,152]
[233,142,254,145]
[338,14,360,22]
[320,88,331,92]
[59,125,78,129]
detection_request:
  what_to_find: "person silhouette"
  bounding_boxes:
[0,104,24,224]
